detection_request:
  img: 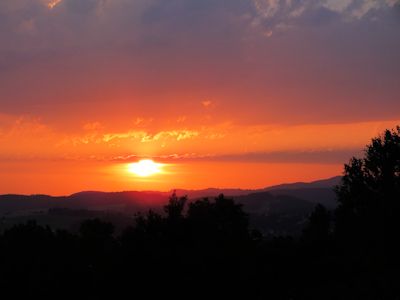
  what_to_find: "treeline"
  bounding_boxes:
[0,127,399,299]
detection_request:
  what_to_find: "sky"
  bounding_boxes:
[0,0,399,195]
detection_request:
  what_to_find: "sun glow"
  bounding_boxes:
[127,159,163,177]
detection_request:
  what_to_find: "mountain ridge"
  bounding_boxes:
[0,176,342,235]
[0,176,341,216]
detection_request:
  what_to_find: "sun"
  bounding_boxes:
[127,159,163,177]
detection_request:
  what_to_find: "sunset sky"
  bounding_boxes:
[0,0,399,195]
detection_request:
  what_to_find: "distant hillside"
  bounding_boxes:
[232,191,316,235]
[267,188,337,208]
[0,176,341,215]
[235,191,314,215]
[264,176,341,191]
[173,188,254,199]
[0,191,169,216]
[0,176,341,235]
[263,176,341,209]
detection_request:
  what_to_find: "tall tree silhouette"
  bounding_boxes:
[335,126,400,260]
[164,191,187,221]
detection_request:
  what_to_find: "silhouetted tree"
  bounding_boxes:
[164,191,187,220]
[335,127,400,250]
[187,194,250,243]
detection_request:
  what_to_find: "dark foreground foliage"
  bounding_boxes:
[0,127,399,299]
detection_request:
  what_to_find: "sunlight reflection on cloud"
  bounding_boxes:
[47,0,62,10]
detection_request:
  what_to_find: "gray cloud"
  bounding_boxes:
[213,149,364,164]
[249,0,400,38]
[0,0,399,125]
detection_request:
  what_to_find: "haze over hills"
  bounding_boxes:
[264,176,341,209]
[0,176,341,214]
[0,176,341,234]
[264,176,341,191]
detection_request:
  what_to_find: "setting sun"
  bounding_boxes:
[127,159,163,177]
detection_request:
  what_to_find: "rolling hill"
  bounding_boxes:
[0,176,341,235]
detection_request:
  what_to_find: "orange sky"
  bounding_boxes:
[0,0,399,195]
[1,118,399,195]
